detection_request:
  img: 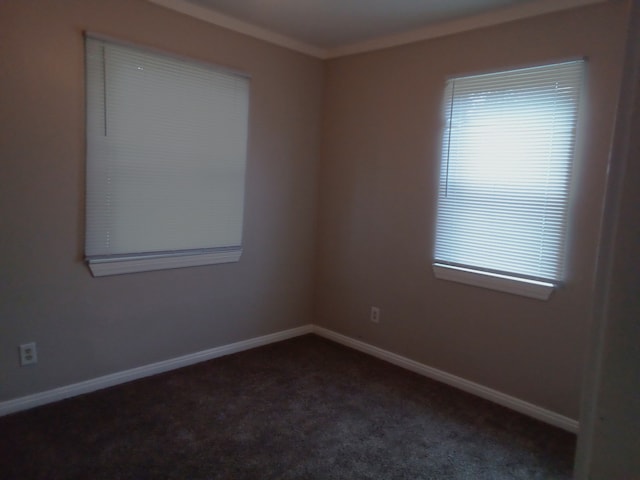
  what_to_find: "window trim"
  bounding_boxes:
[433,263,554,300]
[83,33,250,277]
[87,247,242,277]
[432,59,584,299]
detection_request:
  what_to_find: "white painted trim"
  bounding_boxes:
[87,248,242,277]
[146,0,605,59]
[312,326,579,433]
[433,264,554,300]
[0,323,579,434]
[0,325,313,417]
[326,0,607,58]
[147,0,326,58]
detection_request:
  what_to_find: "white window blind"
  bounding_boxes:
[85,35,250,276]
[434,60,584,291]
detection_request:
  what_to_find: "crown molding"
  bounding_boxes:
[147,0,328,58]
[148,0,608,60]
[326,0,608,58]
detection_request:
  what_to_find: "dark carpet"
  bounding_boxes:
[0,335,575,479]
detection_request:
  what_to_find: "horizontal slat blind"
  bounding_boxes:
[434,60,584,282]
[85,36,249,258]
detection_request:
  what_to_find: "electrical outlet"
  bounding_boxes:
[370,306,380,323]
[19,342,37,366]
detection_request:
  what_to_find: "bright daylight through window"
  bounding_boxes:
[84,35,250,277]
[433,60,584,299]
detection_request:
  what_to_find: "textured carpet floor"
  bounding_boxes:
[0,335,575,479]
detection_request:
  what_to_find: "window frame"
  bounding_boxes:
[84,33,250,277]
[432,60,585,299]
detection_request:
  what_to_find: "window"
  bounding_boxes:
[433,60,584,299]
[84,35,250,277]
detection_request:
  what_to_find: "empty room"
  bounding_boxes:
[1,0,638,478]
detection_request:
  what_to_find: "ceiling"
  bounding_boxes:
[184,0,540,48]
[148,0,606,58]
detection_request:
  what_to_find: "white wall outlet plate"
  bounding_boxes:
[19,342,38,366]
[370,306,380,323]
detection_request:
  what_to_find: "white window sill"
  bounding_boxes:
[432,263,554,300]
[86,248,242,277]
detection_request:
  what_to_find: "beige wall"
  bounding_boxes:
[0,0,629,424]
[0,0,324,401]
[316,2,628,419]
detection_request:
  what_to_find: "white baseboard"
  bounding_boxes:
[312,326,579,433]
[0,325,313,417]
[0,323,579,434]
